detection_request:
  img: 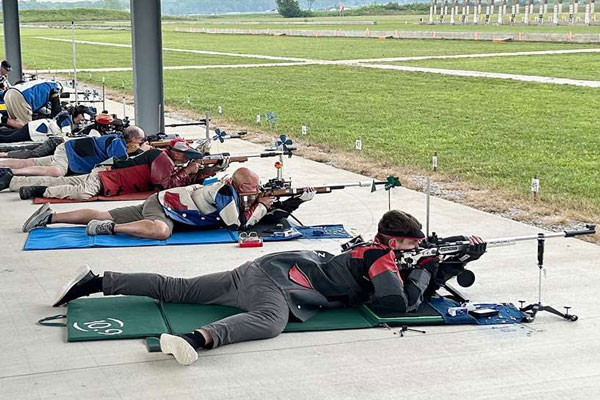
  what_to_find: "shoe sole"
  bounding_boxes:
[160,334,199,366]
[52,264,92,307]
[22,203,51,232]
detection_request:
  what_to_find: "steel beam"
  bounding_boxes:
[2,0,23,83]
[130,0,164,133]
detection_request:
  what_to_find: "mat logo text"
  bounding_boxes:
[73,318,124,335]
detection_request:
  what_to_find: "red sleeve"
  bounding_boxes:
[189,168,217,184]
[368,251,402,282]
[149,151,191,190]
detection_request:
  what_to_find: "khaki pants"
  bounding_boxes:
[32,143,69,176]
[4,88,33,124]
[9,169,103,200]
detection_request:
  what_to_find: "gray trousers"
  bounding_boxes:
[103,262,289,348]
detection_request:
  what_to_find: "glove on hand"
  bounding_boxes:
[298,187,316,202]
[460,237,487,263]
[417,256,439,276]
[216,156,230,172]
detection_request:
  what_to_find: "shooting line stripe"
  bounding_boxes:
[27,63,316,74]
[343,47,600,63]
[352,62,600,88]
[36,37,316,63]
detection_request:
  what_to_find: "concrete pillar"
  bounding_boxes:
[2,0,23,83]
[130,0,164,134]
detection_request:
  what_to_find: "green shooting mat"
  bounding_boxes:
[39,295,522,351]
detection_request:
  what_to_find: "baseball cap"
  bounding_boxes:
[1,60,12,71]
[169,138,204,159]
[95,113,114,125]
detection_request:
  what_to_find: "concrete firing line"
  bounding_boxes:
[36,37,600,88]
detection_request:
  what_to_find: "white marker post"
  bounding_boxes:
[102,77,106,111]
[301,125,308,135]
[531,175,540,200]
[426,152,438,237]
[256,114,261,124]
[71,21,78,105]
[218,105,223,115]
[355,139,362,151]
[205,112,211,140]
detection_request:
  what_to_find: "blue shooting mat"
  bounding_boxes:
[24,224,350,251]
[428,297,525,325]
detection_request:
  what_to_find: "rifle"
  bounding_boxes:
[396,225,596,288]
[149,131,247,148]
[189,150,294,166]
[240,177,400,198]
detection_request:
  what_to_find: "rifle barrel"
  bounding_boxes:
[485,225,596,248]
[192,151,292,165]
[164,121,208,128]
[240,180,388,197]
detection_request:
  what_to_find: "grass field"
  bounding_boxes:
[22,27,600,61]
[3,21,600,222]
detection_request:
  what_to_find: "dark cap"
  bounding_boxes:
[1,60,12,71]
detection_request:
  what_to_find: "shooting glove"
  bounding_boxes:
[417,256,439,277]
[461,242,487,263]
[298,187,316,202]
[216,156,230,172]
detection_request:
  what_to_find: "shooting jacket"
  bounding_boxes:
[254,241,433,321]
[157,182,267,230]
[98,149,213,196]
[64,134,128,174]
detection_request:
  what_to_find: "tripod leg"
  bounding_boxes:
[539,305,578,322]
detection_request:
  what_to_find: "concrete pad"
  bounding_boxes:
[1,94,599,399]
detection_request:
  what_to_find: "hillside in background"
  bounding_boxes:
[14,0,427,15]
[12,8,130,22]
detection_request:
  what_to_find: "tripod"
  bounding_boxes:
[520,233,578,322]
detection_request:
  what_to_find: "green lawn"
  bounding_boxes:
[80,65,600,213]
[380,53,600,81]
[166,13,600,34]
[19,36,286,70]
[22,27,600,63]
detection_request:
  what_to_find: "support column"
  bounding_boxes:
[130,0,164,134]
[2,0,23,83]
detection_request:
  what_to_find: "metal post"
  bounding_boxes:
[2,0,23,83]
[130,0,164,133]
[71,22,78,105]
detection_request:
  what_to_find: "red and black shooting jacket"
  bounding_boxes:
[254,241,433,322]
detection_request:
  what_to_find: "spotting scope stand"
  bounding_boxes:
[518,225,596,323]
[520,233,578,322]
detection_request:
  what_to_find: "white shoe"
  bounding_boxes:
[160,333,199,366]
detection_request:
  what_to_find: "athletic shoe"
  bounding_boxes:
[0,169,13,191]
[19,185,48,200]
[22,203,53,232]
[160,333,199,366]
[86,220,115,236]
[0,167,11,177]
[52,265,101,307]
